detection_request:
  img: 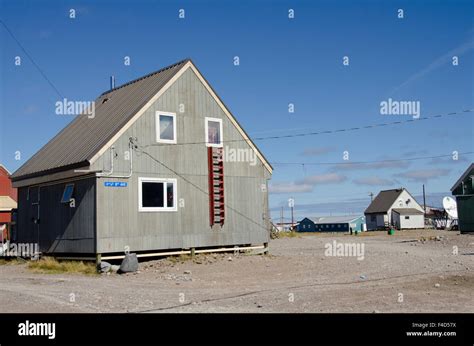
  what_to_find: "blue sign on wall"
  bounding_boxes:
[104,182,128,187]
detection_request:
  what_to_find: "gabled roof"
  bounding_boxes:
[451,163,474,192]
[392,208,424,215]
[12,59,273,182]
[0,164,11,176]
[0,196,17,211]
[364,188,404,214]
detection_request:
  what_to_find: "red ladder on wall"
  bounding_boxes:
[208,147,225,227]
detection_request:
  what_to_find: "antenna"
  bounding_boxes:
[443,196,458,219]
[369,192,374,202]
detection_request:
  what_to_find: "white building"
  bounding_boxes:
[364,188,425,230]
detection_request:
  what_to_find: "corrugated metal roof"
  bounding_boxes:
[12,59,190,181]
[364,188,404,214]
[392,208,424,215]
[451,163,474,192]
[307,215,362,224]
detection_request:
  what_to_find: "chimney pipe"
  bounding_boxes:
[110,75,115,90]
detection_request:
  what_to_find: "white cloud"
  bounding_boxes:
[269,182,313,194]
[353,177,395,186]
[301,146,335,156]
[391,38,474,95]
[299,173,347,185]
[398,169,450,182]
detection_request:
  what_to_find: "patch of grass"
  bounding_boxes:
[0,258,23,265]
[28,257,97,275]
[168,254,193,264]
[277,231,300,238]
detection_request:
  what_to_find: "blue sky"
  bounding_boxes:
[1,0,473,220]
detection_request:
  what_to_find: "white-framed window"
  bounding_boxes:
[205,117,223,147]
[138,177,177,212]
[156,111,177,144]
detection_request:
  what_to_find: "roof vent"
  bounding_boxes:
[110,75,115,90]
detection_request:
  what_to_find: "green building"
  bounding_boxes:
[451,163,474,234]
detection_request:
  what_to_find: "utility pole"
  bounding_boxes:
[288,198,295,230]
[422,184,426,216]
[280,207,283,231]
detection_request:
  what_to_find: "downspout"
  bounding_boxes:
[75,138,134,179]
[99,140,134,179]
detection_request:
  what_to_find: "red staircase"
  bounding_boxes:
[208,147,225,226]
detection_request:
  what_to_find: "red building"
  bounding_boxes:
[0,164,17,224]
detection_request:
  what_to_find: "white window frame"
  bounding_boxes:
[205,117,223,147]
[156,111,177,144]
[138,177,177,212]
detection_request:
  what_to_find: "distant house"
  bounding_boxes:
[11,59,272,258]
[274,222,297,232]
[0,164,17,225]
[0,164,17,243]
[451,163,474,234]
[364,188,424,230]
[297,215,365,233]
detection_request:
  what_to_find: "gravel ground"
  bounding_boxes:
[0,229,472,313]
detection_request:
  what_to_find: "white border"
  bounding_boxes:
[138,177,178,212]
[205,117,223,148]
[155,111,177,144]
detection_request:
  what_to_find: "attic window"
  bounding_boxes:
[61,184,74,203]
[205,117,223,147]
[156,111,177,144]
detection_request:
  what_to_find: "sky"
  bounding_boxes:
[0,0,473,221]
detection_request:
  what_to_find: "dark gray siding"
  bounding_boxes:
[16,178,96,253]
[92,68,270,253]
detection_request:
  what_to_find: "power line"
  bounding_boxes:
[0,19,64,99]
[143,109,473,148]
[270,151,474,166]
[134,143,270,232]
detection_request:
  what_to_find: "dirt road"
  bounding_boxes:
[0,230,472,313]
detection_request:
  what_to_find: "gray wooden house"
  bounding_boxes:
[451,163,474,233]
[11,59,273,259]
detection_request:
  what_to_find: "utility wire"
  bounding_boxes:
[143,109,473,148]
[0,19,64,99]
[134,143,270,233]
[270,151,474,166]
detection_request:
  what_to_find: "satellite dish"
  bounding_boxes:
[443,197,458,219]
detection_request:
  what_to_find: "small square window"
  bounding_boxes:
[156,112,177,143]
[139,177,177,212]
[61,184,74,203]
[205,117,223,147]
[405,216,410,220]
